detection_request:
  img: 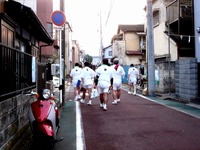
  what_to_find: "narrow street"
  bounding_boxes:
[53,85,200,150]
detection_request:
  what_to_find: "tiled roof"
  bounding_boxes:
[117,24,144,33]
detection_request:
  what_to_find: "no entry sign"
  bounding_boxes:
[51,10,66,26]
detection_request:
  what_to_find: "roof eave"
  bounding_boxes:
[4,1,53,45]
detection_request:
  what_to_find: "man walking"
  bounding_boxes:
[110,58,125,105]
[70,62,82,100]
[95,58,113,111]
[80,62,96,105]
[127,64,139,95]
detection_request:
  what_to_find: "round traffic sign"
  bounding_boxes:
[51,10,66,26]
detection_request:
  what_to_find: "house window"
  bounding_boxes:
[108,51,112,56]
[153,10,159,27]
[2,25,7,44]
[31,46,39,57]
[1,24,14,48]
[140,37,146,49]
[21,42,25,52]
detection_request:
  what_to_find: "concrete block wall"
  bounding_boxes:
[175,58,198,101]
[0,94,35,149]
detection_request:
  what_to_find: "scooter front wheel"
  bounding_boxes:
[32,134,55,150]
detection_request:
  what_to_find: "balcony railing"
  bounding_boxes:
[166,0,179,24]
[166,0,192,24]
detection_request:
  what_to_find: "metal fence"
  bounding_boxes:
[0,43,35,101]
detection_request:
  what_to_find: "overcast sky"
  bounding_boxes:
[62,0,146,56]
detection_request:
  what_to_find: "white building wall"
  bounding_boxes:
[126,55,141,66]
[113,40,127,65]
[154,22,177,61]
[152,0,178,61]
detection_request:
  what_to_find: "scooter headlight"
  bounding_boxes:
[42,89,51,99]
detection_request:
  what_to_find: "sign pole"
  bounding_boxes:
[59,30,63,106]
[51,10,66,106]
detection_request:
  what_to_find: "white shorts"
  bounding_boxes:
[128,78,137,85]
[82,84,93,89]
[98,80,110,89]
[97,86,110,94]
[113,80,122,90]
[97,80,110,94]
[72,79,79,88]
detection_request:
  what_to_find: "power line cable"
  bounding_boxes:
[65,1,73,29]
[105,0,115,26]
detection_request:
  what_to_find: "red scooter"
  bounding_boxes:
[27,89,62,149]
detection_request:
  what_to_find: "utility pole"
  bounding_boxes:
[99,11,103,58]
[194,0,200,97]
[146,0,155,96]
[167,6,171,95]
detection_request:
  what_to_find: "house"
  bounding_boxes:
[102,45,112,64]
[150,0,194,62]
[71,40,81,71]
[111,24,146,66]
[149,0,199,100]
[0,1,54,149]
[37,0,58,63]
[64,22,73,75]
[111,24,146,83]
[13,0,57,63]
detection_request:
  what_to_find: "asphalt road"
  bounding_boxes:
[80,90,200,150]
[28,85,200,150]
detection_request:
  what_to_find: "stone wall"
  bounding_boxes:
[0,94,35,149]
[175,58,198,101]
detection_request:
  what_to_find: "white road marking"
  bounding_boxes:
[76,102,86,150]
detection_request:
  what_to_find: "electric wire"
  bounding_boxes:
[105,0,115,26]
[65,1,73,30]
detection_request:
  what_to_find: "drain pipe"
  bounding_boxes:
[39,43,53,62]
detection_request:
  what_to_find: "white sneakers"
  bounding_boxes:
[112,100,117,105]
[100,103,103,108]
[112,99,120,105]
[103,104,107,111]
[87,100,92,106]
[74,95,81,101]
[80,99,92,105]
[80,99,85,104]
[99,103,107,111]
[128,91,136,95]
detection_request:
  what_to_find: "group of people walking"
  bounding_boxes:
[69,58,139,111]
